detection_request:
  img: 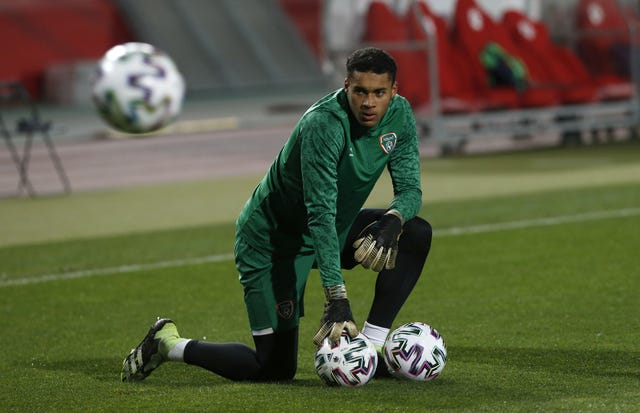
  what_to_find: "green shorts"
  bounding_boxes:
[235,235,315,334]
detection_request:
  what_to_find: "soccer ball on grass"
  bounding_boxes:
[92,42,185,134]
[383,321,447,381]
[314,332,378,387]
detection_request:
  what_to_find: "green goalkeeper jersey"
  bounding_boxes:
[236,88,422,287]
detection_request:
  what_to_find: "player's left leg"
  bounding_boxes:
[122,235,311,382]
[342,209,432,347]
[121,317,298,382]
[182,326,299,381]
[178,236,309,381]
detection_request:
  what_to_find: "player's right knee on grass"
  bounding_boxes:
[254,327,298,381]
[257,360,297,382]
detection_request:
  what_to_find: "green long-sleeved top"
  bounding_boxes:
[236,89,422,287]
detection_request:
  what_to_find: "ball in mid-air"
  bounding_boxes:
[92,42,185,134]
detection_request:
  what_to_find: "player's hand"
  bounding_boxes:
[353,210,403,272]
[313,285,358,346]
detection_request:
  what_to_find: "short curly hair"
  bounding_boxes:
[346,47,397,84]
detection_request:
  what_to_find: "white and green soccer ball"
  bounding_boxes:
[383,322,447,381]
[314,332,378,387]
[92,42,185,134]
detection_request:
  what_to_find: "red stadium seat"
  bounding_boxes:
[502,10,598,104]
[278,0,323,59]
[451,0,560,108]
[575,0,636,100]
[405,2,482,113]
[362,1,429,106]
[0,0,131,99]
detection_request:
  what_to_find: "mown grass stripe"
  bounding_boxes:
[0,253,235,288]
[1,207,638,288]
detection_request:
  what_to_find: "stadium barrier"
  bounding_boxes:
[321,0,640,155]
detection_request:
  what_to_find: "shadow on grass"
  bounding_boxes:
[29,356,322,388]
[30,346,640,383]
[28,357,140,383]
[29,345,639,408]
[27,357,209,386]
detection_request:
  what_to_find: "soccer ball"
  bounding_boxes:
[92,42,185,134]
[383,322,447,381]
[314,332,378,387]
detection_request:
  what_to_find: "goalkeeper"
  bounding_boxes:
[121,47,432,382]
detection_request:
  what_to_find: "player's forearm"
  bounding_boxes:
[389,186,422,221]
[307,214,344,287]
[388,105,422,220]
[388,147,422,220]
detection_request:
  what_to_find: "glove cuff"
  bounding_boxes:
[385,209,404,226]
[324,284,347,301]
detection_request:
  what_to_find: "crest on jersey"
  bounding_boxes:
[276,300,295,320]
[379,132,398,154]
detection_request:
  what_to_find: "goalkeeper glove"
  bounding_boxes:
[312,284,358,346]
[353,209,403,272]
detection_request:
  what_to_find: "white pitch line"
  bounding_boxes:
[433,207,640,236]
[1,207,639,288]
[0,253,235,288]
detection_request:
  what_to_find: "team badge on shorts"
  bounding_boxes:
[379,132,397,154]
[276,300,295,320]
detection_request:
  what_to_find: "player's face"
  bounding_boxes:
[345,71,397,128]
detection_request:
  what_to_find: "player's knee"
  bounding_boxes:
[274,363,297,381]
[399,217,432,257]
[254,327,298,382]
[257,360,297,382]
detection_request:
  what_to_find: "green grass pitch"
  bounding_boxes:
[1,141,639,412]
